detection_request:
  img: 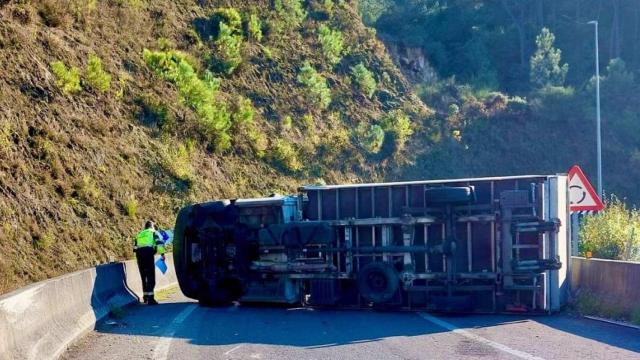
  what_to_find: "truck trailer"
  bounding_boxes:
[173,175,570,313]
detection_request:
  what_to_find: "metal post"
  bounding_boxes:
[589,20,603,197]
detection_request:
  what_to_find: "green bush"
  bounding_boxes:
[124,197,138,218]
[272,139,302,172]
[272,0,307,33]
[85,54,111,92]
[381,110,413,152]
[356,123,385,154]
[580,197,640,261]
[214,22,243,74]
[297,62,331,109]
[247,13,263,42]
[212,8,242,32]
[351,62,376,98]
[50,61,82,94]
[143,49,231,152]
[281,115,293,130]
[162,142,194,182]
[317,24,344,65]
[232,96,267,157]
[233,96,255,125]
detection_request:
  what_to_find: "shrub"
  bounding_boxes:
[317,24,345,65]
[301,114,314,130]
[579,197,640,261]
[85,54,111,92]
[381,110,413,152]
[143,49,231,152]
[162,143,193,181]
[356,123,385,154]
[297,62,331,109]
[272,0,307,33]
[351,63,376,98]
[323,0,335,13]
[34,232,53,250]
[281,115,293,130]
[124,197,138,218]
[232,97,267,157]
[208,9,244,74]
[272,139,302,172]
[233,96,255,125]
[247,14,263,42]
[50,61,82,94]
[214,22,243,74]
[212,7,242,32]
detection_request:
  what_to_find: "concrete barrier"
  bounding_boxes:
[571,256,640,312]
[0,255,177,360]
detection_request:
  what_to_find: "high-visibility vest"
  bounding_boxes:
[135,229,166,255]
[136,229,156,247]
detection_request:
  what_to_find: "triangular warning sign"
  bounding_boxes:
[568,165,605,212]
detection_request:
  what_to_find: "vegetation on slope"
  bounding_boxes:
[360,1,640,205]
[0,0,429,294]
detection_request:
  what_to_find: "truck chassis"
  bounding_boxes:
[173,175,570,313]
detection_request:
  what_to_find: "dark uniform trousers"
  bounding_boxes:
[135,246,156,296]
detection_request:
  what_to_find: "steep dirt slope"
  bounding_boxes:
[0,0,429,293]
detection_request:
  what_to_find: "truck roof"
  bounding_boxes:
[299,174,563,191]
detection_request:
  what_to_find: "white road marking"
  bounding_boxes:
[153,304,198,360]
[224,344,243,355]
[418,313,546,360]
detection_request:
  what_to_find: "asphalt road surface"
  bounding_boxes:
[63,290,640,360]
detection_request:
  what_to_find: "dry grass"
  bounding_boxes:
[0,0,427,295]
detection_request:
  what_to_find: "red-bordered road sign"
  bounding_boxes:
[568,165,605,212]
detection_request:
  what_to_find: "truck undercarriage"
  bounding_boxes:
[173,175,570,313]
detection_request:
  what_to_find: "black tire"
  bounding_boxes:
[425,186,475,205]
[173,200,230,300]
[357,262,399,304]
[173,204,199,299]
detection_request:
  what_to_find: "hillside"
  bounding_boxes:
[361,0,640,205]
[0,0,430,294]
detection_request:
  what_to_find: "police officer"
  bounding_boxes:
[135,220,166,305]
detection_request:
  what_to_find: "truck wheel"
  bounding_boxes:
[173,204,199,299]
[357,262,399,304]
[425,186,474,205]
[174,200,230,300]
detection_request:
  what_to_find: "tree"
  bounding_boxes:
[530,28,568,88]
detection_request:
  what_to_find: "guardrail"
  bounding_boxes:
[0,255,177,360]
[571,256,640,312]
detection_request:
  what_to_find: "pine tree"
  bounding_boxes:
[530,28,569,88]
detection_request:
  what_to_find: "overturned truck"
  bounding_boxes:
[173,175,570,313]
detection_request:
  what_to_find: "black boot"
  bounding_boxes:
[142,295,149,304]
[147,295,158,305]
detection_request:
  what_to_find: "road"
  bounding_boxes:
[63,290,640,360]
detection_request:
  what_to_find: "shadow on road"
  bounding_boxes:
[93,296,640,354]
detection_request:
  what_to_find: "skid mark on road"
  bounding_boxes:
[153,304,198,360]
[418,313,546,360]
